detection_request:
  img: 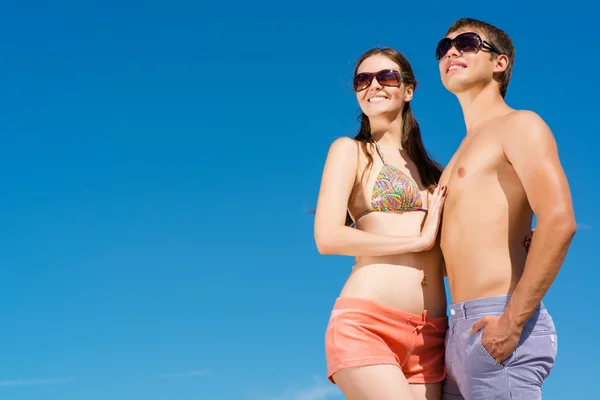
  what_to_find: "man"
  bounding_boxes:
[436,18,576,400]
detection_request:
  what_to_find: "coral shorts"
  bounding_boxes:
[325,297,448,384]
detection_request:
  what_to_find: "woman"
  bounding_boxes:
[314,47,448,400]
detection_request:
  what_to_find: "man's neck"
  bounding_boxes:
[456,84,513,134]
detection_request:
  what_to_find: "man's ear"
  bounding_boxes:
[493,54,509,74]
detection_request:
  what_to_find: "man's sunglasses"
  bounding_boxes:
[353,69,402,92]
[435,32,501,61]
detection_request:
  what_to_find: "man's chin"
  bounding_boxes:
[442,80,471,95]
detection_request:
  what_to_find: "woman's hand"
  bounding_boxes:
[419,185,447,250]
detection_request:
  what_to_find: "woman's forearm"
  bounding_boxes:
[315,225,426,257]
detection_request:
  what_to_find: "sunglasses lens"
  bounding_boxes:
[436,33,483,60]
[353,70,401,91]
[436,38,452,60]
[455,33,481,53]
[353,73,372,91]
[377,70,401,87]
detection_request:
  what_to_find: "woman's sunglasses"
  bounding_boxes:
[353,69,402,92]
[435,32,501,61]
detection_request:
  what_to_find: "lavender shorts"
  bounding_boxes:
[442,296,558,400]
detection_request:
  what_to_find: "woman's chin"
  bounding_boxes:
[362,106,398,119]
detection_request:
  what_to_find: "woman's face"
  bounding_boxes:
[354,55,413,118]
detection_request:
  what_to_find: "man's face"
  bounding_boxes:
[437,28,501,95]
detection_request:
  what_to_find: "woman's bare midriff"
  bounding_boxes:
[339,210,447,318]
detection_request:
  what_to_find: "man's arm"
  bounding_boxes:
[502,111,577,328]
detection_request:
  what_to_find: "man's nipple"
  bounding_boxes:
[457,167,466,178]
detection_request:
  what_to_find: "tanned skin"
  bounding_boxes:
[437,27,576,363]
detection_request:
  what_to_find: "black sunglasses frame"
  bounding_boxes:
[435,32,502,61]
[353,69,402,92]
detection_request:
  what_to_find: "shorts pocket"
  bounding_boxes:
[515,332,557,384]
[474,329,516,368]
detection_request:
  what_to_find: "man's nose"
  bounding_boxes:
[445,44,461,59]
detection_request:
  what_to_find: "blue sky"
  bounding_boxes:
[0,1,598,399]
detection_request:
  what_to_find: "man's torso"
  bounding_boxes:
[440,114,533,303]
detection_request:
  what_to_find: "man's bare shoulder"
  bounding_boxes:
[499,110,561,168]
[501,110,553,142]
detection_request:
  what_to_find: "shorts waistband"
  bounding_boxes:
[449,295,545,320]
[333,297,448,328]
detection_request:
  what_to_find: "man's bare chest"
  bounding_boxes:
[444,135,505,192]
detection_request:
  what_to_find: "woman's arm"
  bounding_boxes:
[314,138,431,257]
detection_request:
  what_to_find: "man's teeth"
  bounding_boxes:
[368,96,388,102]
[448,65,466,71]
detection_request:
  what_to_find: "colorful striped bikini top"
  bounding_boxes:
[355,142,426,221]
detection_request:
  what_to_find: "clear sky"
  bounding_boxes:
[0,1,598,399]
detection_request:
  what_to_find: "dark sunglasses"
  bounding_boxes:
[353,69,402,92]
[435,32,501,61]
